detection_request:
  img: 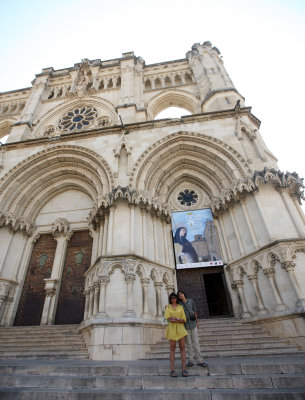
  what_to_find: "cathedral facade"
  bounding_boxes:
[0,42,305,360]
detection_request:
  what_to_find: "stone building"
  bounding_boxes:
[0,42,305,360]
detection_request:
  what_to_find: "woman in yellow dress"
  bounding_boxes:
[164,292,188,377]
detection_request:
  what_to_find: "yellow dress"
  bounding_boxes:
[164,304,188,341]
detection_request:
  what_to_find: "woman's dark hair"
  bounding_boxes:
[177,290,187,299]
[169,292,178,304]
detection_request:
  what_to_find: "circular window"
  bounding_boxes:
[177,189,198,206]
[58,106,98,132]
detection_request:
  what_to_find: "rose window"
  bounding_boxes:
[58,106,98,132]
[177,189,198,206]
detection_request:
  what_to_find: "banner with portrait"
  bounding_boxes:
[171,208,223,269]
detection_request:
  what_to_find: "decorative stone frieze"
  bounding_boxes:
[0,211,34,235]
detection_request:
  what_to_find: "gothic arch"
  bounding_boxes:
[147,89,201,120]
[33,96,118,137]
[0,144,114,222]
[130,131,250,201]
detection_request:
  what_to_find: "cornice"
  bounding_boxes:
[0,107,260,152]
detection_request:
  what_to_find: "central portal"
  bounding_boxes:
[176,266,232,318]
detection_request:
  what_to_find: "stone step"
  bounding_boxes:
[145,348,302,358]
[1,372,305,390]
[0,352,89,359]
[0,338,84,344]
[1,361,305,376]
[1,387,305,400]
[150,341,297,350]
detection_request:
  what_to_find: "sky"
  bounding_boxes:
[0,0,305,208]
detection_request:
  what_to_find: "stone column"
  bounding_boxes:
[93,282,100,316]
[282,262,305,311]
[89,228,99,265]
[40,285,56,325]
[102,213,109,255]
[106,208,114,255]
[141,208,147,258]
[140,278,150,319]
[166,284,175,297]
[0,228,14,275]
[83,290,90,320]
[292,196,305,225]
[129,204,135,254]
[247,275,268,315]
[98,219,104,257]
[253,192,273,241]
[88,288,94,318]
[124,274,136,317]
[228,206,245,256]
[0,281,10,323]
[41,218,73,325]
[213,217,228,262]
[154,282,163,319]
[263,268,288,311]
[240,198,259,249]
[98,276,110,317]
[152,214,159,263]
[280,190,305,237]
[234,280,252,317]
[161,219,169,266]
[218,213,232,261]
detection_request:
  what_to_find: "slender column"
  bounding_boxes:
[129,204,135,254]
[213,216,228,262]
[292,196,305,225]
[253,192,273,241]
[282,262,305,311]
[102,213,109,255]
[228,206,245,256]
[124,274,136,317]
[218,213,232,261]
[162,219,169,266]
[0,282,10,323]
[93,282,100,316]
[98,276,109,317]
[234,280,252,317]
[167,223,175,267]
[106,208,114,255]
[40,287,56,325]
[154,282,163,319]
[88,288,94,318]
[140,278,150,319]
[263,268,288,311]
[166,284,175,297]
[83,291,90,320]
[89,228,99,264]
[0,229,14,275]
[240,198,259,248]
[1,296,13,326]
[98,220,104,257]
[141,208,147,258]
[12,233,28,281]
[152,215,159,263]
[41,228,72,325]
[280,190,305,236]
[247,275,268,315]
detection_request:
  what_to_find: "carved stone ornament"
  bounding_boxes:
[0,210,34,235]
[51,218,72,238]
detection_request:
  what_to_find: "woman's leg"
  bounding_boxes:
[170,340,176,371]
[178,337,186,371]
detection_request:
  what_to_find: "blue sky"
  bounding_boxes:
[1,0,305,208]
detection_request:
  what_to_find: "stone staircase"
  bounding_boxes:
[0,318,305,398]
[0,325,89,359]
[144,317,303,359]
[0,356,305,399]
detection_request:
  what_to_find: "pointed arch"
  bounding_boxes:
[0,144,114,221]
[147,89,201,120]
[129,131,251,201]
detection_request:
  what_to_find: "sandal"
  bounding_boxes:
[182,370,188,377]
[197,362,208,367]
[187,361,194,367]
[170,370,177,377]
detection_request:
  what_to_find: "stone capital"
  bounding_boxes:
[154,281,163,289]
[141,278,150,286]
[125,274,136,284]
[281,261,296,272]
[233,280,244,289]
[263,268,275,278]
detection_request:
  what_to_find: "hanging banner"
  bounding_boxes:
[171,209,223,269]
